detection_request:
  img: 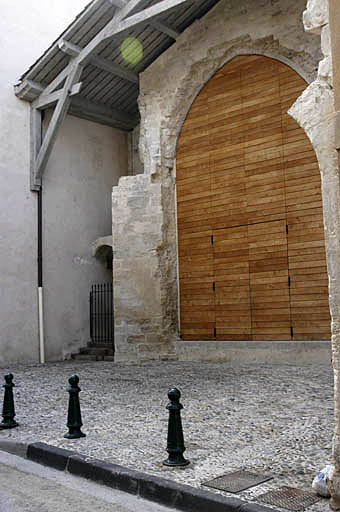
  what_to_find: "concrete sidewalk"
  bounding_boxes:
[0,361,333,511]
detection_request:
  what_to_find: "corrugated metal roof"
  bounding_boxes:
[15,0,221,130]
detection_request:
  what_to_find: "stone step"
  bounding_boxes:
[79,347,114,356]
[160,354,178,361]
[71,354,98,361]
[87,342,114,349]
[73,355,115,362]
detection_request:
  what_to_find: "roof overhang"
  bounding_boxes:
[15,0,221,130]
[15,0,221,191]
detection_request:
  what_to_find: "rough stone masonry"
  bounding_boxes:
[112,0,328,363]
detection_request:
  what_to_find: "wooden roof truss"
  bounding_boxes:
[14,0,220,190]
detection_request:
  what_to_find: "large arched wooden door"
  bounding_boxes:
[176,55,331,341]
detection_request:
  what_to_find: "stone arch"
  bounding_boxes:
[139,37,318,173]
[92,236,113,270]
[290,83,340,324]
[113,0,328,362]
[137,36,321,343]
[174,51,312,160]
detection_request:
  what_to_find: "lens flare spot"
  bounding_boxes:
[121,37,143,65]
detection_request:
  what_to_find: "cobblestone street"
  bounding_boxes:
[0,361,334,511]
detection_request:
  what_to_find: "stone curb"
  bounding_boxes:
[0,439,29,459]
[0,440,273,512]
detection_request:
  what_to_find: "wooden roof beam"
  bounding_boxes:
[106,0,127,7]
[58,40,139,83]
[33,82,82,110]
[108,0,191,37]
[19,77,137,129]
[35,63,84,183]
[76,0,186,66]
[115,0,146,21]
[149,20,179,40]
[16,0,143,102]
[27,0,187,101]
[21,78,136,129]
[15,79,44,101]
[105,0,179,39]
[76,0,145,66]
[16,1,112,88]
[69,96,138,130]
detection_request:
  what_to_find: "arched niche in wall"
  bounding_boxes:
[176,55,331,342]
[92,236,113,270]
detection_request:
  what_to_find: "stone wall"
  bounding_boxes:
[112,174,178,361]
[297,0,340,507]
[112,0,324,362]
[328,2,340,505]
[127,125,144,176]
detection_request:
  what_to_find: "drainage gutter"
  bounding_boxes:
[37,185,45,364]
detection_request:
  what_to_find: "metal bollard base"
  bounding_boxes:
[0,421,19,429]
[163,457,190,467]
[64,431,86,439]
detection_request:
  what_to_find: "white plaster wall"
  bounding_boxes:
[0,0,128,362]
[43,114,127,361]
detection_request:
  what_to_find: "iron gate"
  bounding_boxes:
[89,283,114,347]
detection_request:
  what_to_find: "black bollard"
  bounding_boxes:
[163,387,189,467]
[64,375,86,439]
[0,373,19,429]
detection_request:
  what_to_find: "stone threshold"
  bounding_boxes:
[176,340,331,365]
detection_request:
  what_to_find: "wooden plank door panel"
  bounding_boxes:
[177,77,215,340]
[178,231,215,340]
[287,211,331,340]
[248,220,291,340]
[279,64,331,341]
[207,64,248,230]
[213,226,251,340]
[176,55,331,342]
[242,58,286,226]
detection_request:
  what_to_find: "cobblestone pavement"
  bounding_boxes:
[0,361,334,511]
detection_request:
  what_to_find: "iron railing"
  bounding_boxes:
[89,283,114,347]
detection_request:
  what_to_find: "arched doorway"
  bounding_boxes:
[176,55,331,341]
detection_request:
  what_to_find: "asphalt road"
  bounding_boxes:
[0,450,175,512]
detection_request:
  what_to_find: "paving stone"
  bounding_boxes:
[80,348,111,356]
[71,355,98,361]
[0,361,333,512]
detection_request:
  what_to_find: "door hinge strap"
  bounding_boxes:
[214,327,217,338]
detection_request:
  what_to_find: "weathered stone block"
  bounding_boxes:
[127,335,145,345]
[144,334,162,345]
[318,56,333,85]
[303,0,328,34]
[321,24,331,56]
[159,355,179,361]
